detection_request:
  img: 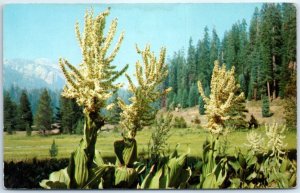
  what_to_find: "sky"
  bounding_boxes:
[3,3,262,82]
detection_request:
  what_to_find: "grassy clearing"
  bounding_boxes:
[3,126,296,162]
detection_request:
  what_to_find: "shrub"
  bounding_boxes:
[149,113,173,161]
[49,139,58,158]
[191,116,201,125]
[173,116,187,128]
[26,124,32,136]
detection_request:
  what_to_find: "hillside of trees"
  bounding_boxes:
[162,3,296,109]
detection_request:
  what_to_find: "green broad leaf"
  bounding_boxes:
[202,173,218,189]
[140,166,162,189]
[229,178,241,188]
[289,173,296,187]
[216,168,227,186]
[238,153,247,168]
[114,166,138,188]
[246,172,257,181]
[40,167,70,189]
[93,150,105,166]
[84,164,114,189]
[167,155,186,187]
[248,182,255,188]
[279,158,288,173]
[169,144,179,159]
[276,173,289,188]
[246,155,257,168]
[229,160,241,173]
[114,138,137,166]
[159,165,169,188]
[73,145,89,188]
[133,161,146,174]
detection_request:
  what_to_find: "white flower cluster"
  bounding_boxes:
[245,123,287,157]
[118,45,171,139]
[60,8,128,114]
[197,60,244,135]
[265,123,287,157]
[246,131,265,153]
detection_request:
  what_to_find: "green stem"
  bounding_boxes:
[84,111,105,167]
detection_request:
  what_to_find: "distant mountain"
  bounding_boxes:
[3,58,65,90]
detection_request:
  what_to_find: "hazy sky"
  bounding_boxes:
[4,3,262,80]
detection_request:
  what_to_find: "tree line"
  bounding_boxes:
[4,88,126,134]
[163,3,296,110]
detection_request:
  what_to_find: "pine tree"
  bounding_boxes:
[260,3,282,100]
[225,89,249,129]
[166,91,175,110]
[280,3,296,98]
[59,95,83,134]
[18,90,33,131]
[262,95,273,117]
[34,89,53,131]
[198,27,211,89]
[60,96,73,134]
[181,88,188,108]
[4,93,18,134]
[283,67,296,130]
[168,52,179,94]
[209,28,220,75]
[198,96,205,115]
[188,83,198,107]
[187,38,197,85]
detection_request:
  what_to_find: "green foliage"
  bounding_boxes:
[113,138,139,188]
[173,116,187,129]
[165,3,296,102]
[26,123,32,136]
[18,90,33,131]
[225,91,248,129]
[188,84,198,107]
[283,70,296,130]
[140,146,191,189]
[181,89,188,108]
[4,92,18,134]
[60,96,83,134]
[149,114,173,161]
[261,96,273,117]
[49,139,58,158]
[227,150,267,188]
[198,136,228,189]
[74,118,84,135]
[34,89,53,131]
[198,96,205,115]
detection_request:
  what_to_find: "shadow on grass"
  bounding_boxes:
[4,149,296,189]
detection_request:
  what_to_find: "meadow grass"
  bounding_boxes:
[3,126,297,162]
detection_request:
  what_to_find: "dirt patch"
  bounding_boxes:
[159,99,286,127]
